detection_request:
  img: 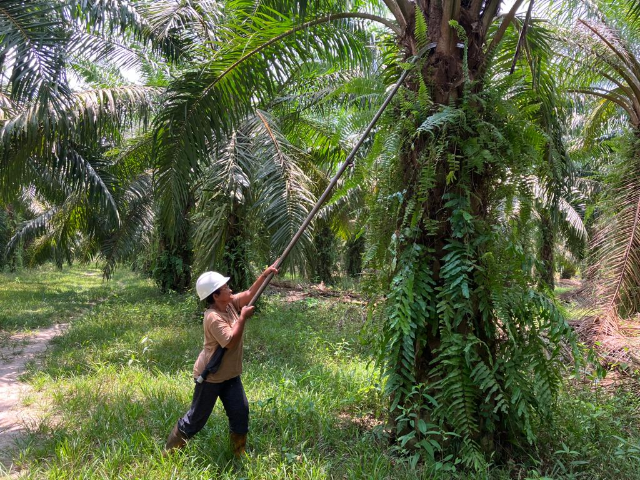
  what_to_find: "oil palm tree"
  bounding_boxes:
[147,0,578,466]
[191,59,390,287]
[148,0,380,290]
[0,1,167,271]
[191,110,316,290]
[489,12,588,288]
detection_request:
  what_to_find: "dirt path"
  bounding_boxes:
[0,323,67,464]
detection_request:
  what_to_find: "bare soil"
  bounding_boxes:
[556,277,584,303]
[0,323,67,467]
[268,280,364,304]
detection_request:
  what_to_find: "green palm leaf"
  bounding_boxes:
[0,85,157,206]
[102,172,154,278]
[192,122,254,272]
[0,0,70,104]
[587,155,640,322]
[152,1,383,241]
[5,205,58,256]
[253,109,315,266]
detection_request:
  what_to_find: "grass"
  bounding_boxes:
[1,266,640,479]
[553,286,573,296]
[0,265,129,333]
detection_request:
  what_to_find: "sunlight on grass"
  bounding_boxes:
[2,267,640,479]
[0,265,142,333]
[554,286,572,296]
[4,268,413,479]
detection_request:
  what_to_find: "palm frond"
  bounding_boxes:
[0,0,71,104]
[68,0,183,62]
[529,176,587,240]
[102,173,154,278]
[5,204,58,256]
[557,196,588,241]
[253,110,315,266]
[2,85,156,144]
[577,96,627,148]
[192,124,254,272]
[153,5,372,241]
[625,0,640,24]
[587,150,640,321]
[192,199,234,273]
[0,85,157,202]
[139,0,223,56]
[563,12,640,129]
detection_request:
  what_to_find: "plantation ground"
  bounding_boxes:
[0,266,639,479]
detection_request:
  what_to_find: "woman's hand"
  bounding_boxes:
[227,306,254,348]
[234,263,280,310]
[262,262,279,278]
[240,305,255,320]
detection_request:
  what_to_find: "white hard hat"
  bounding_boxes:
[196,271,230,300]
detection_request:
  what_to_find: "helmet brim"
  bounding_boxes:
[196,273,230,300]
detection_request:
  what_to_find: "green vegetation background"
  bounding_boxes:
[1,266,639,479]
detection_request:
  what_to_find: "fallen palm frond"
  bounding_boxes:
[575,137,640,370]
[553,1,640,370]
[572,311,640,370]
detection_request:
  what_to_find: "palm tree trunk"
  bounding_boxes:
[310,222,336,284]
[154,198,193,293]
[390,0,505,452]
[0,205,21,271]
[345,235,365,277]
[224,210,252,291]
[540,211,555,289]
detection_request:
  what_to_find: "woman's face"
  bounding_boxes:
[214,283,233,305]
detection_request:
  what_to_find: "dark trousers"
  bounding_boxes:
[177,376,249,438]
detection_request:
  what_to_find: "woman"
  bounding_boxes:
[164,264,278,456]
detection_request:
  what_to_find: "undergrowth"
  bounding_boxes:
[0,266,639,479]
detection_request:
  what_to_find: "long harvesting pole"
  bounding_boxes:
[247,46,432,307]
[197,47,432,383]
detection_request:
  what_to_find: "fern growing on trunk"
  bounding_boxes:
[368,77,577,467]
